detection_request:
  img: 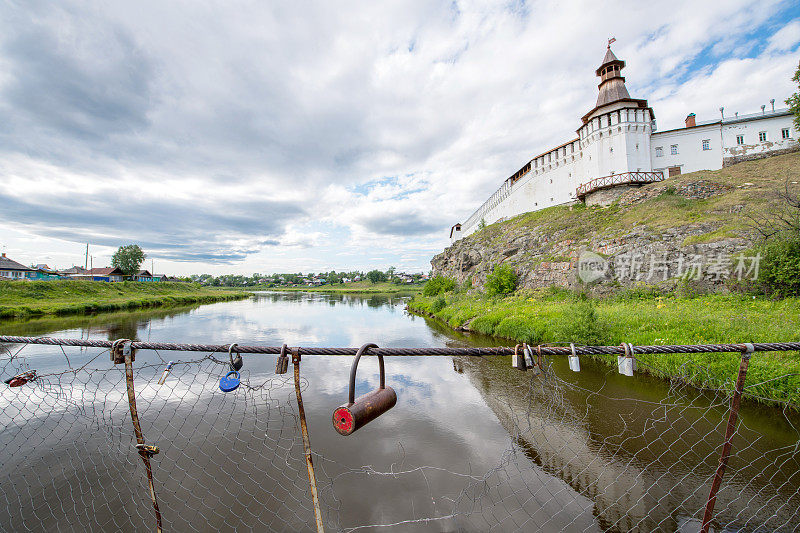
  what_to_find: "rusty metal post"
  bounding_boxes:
[114,340,163,533]
[292,348,325,533]
[701,343,754,533]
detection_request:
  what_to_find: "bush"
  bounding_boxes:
[484,264,517,296]
[423,275,457,296]
[756,236,800,297]
[550,301,608,345]
[431,296,447,312]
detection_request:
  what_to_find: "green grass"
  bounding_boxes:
[408,289,800,405]
[0,280,249,319]
[268,281,423,294]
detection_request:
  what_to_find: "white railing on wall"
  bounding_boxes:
[463,179,513,231]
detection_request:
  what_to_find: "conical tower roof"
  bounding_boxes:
[580,43,653,125]
[594,45,630,107]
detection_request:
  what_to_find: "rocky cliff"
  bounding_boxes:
[433,153,800,293]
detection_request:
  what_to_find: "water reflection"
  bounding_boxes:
[0,292,798,532]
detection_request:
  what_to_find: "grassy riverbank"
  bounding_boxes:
[408,289,800,405]
[0,280,249,319]
[268,281,423,294]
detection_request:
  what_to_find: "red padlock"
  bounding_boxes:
[5,370,36,388]
[332,343,397,436]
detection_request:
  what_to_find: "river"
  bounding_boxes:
[0,292,798,532]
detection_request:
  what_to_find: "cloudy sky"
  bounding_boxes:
[1,0,799,275]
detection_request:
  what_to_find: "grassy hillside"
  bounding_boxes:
[0,280,249,319]
[472,152,800,247]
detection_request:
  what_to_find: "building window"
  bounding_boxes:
[670,144,678,155]
[783,128,791,139]
[702,139,710,151]
[609,147,613,153]
[736,135,744,145]
[655,146,663,157]
[635,143,639,150]
[759,131,767,142]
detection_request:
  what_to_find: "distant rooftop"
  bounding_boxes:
[722,107,792,125]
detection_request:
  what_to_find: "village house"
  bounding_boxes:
[0,253,34,280]
[87,267,125,282]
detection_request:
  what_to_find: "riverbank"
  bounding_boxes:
[0,280,249,319]
[268,281,423,294]
[407,289,800,405]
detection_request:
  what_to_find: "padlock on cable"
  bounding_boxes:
[512,344,527,371]
[332,343,397,436]
[228,343,243,372]
[618,343,636,377]
[220,343,242,392]
[568,343,581,372]
[275,344,289,375]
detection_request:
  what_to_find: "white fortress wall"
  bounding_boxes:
[651,123,723,176]
[450,45,798,245]
[721,111,799,164]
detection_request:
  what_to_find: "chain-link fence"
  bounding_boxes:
[1,337,799,532]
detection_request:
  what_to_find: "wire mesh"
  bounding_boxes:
[0,341,798,532]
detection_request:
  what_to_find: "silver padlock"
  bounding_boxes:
[568,343,581,372]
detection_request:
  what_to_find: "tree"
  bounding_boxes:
[111,244,146,277]
[366,269,387,283]
[477,218,487,231]
[787,60,800,131]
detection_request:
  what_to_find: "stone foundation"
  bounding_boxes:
[723,144,800,167]
[584,185,640,207]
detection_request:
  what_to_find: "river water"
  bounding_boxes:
[0,292,799,532]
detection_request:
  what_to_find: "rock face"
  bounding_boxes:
[432,180,753,293]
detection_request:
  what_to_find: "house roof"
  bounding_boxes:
[0,255,33,271]
[88,267,125,276]
[137,270,153,277]
[59,266,88,275]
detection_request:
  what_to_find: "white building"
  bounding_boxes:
[453,46,799,242]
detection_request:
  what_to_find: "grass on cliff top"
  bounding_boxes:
[0,280,248,319]
[469,152,800,246]
[408,289,800,405]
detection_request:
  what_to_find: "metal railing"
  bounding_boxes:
[576,170,664,200]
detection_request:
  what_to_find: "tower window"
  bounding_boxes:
[609,147,613,153]
[702,139,710,151]
[655,146,663,157]
[782,128,791,139]
[759,131,767,142]
[736,135,744,145]
[670,144,678,155]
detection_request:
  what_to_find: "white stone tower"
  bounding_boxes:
[575,44,656,195]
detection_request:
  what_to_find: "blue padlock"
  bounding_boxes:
[219,370,240,392]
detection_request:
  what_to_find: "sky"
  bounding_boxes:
[0,0,799,275]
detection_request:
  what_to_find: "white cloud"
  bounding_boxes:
[0,1,797,274]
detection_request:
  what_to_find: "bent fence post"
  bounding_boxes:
[701,343,754,533]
